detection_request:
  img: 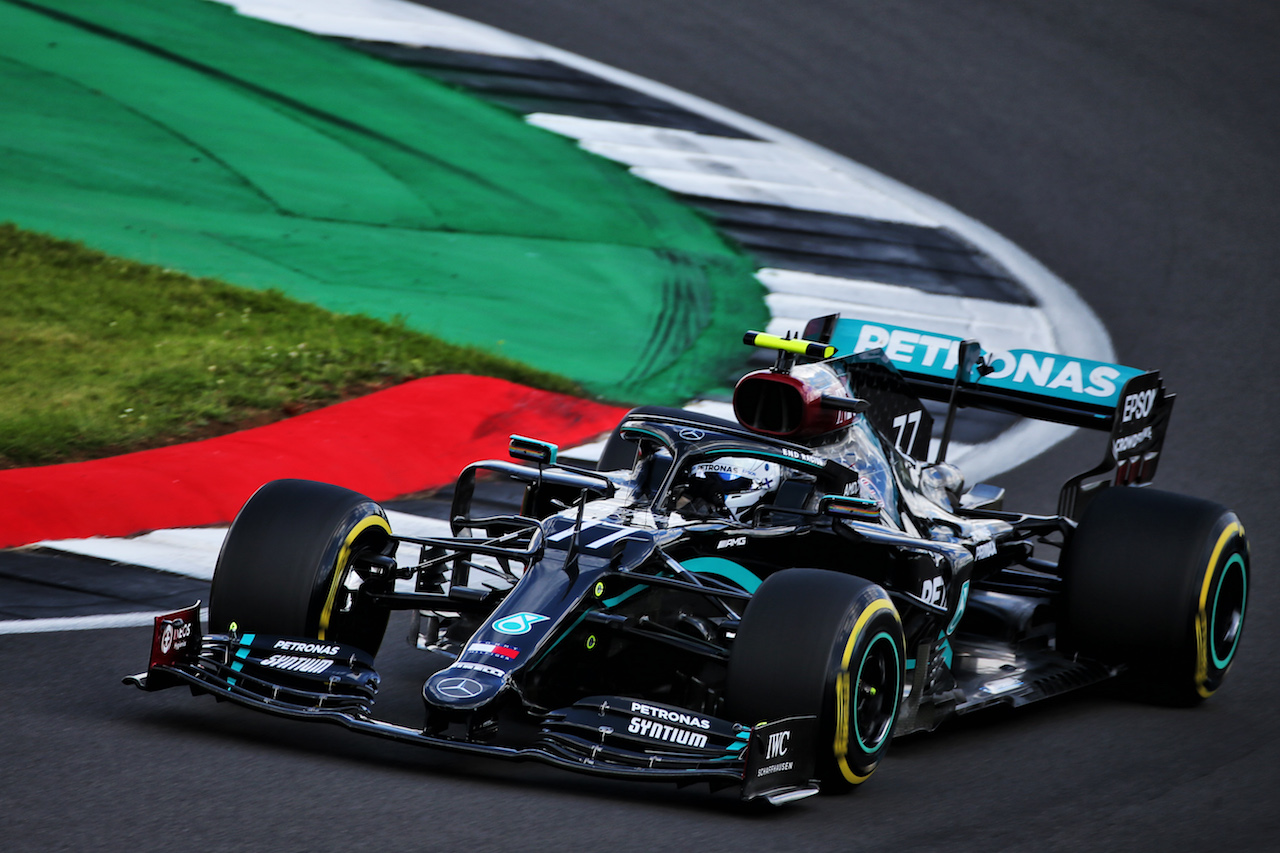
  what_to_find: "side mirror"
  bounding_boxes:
[818,494,882,522]
[509,434,558,466]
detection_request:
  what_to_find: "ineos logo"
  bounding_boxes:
[435,677,484,699]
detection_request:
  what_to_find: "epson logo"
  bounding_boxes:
[627,717,709,748]
[1113,426,1154,457]
[718,537,747,550]
[1122,388,1157,423]
[630,702,711,730]
[273,640,341,655]
[260,654,334,674]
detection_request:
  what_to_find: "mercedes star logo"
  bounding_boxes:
[678,428,705,441]
[435,676,484,699]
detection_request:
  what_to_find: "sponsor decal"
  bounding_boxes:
[627,717,709,748]
[434,676,484,699]
[777,448,823,466]
[1122,388,1157,423]
[160,620,191,655]
[717,536,747,550]
[980,675,1024,696]
[467,642,520,660]
[259,654,334,674]
[921,576,945,607]
[974,539,997,560]
[678,428,705,441]
[492,612,549,635]
[1113,426,1154,457]
[273,640,341,655]
[452,661,506,678]
[837,320,1142,406]
[765,729,791,760]
[756,761,795,778]
[629,702,711,729]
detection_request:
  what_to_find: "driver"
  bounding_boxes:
[674,457,778,522]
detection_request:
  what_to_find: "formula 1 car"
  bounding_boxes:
[126,314,1249,805]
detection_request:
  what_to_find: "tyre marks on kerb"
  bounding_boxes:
[21,0,1113,621]
[210,0,1100,463]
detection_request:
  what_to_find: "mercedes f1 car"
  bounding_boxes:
[126,315,1249,805]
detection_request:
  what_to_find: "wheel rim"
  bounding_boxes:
[853,631,901,754]
[318,514,391,642]
[1209,552,1247,670]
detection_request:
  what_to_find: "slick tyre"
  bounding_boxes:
[1062,487,1249,705]
[209,479,396,655]
[727,569,905,793]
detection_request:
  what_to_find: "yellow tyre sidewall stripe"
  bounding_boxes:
[318,514,391,641]
[835,596,900,784]
[1194,520,1245,699]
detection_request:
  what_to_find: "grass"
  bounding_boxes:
[0,223,581,467]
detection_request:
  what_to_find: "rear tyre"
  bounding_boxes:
[209,479,396,656]
[1062,487,1249,705]
[727,569,905,792]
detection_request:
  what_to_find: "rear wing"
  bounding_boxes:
[810,318,1175,518]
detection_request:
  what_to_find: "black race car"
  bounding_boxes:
[127,314,1249,805]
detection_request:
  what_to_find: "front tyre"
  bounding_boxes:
[727,569,905,792]
[1062,487,1249,705]
[209,479,396,655]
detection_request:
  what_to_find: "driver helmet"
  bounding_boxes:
[684,457,778,521]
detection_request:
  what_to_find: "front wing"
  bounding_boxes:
[124,605,820,805]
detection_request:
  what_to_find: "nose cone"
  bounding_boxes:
[423,666,504,710]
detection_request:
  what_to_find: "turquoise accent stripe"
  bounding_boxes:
[602,585,647,608]
[228,633,254,686]
[853,630,902,754]
[1211,553,1247,669]
[946,581,970,636]
[531,611,591,666]
[681,557,762,593]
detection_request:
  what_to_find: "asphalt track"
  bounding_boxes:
[4,2,1278,850]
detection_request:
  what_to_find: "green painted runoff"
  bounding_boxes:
[0,0,766,403]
